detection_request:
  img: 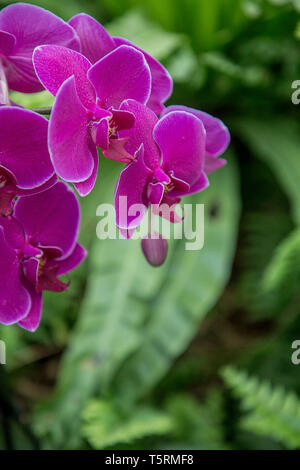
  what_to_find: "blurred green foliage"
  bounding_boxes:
[1,0,300,450]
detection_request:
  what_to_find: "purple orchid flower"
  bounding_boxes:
[162,105,230,174]
[114,100,209,234]
[0,106,56,217]
[33,44,152,196]
[68,13,173,115]
[0,182,87,332]
[0,2,79,94]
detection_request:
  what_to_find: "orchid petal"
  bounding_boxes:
[91,118,109,149]
[18,285,43,332]
[115,145,150,229]
[0,216,25,249]
[49,76,94,183]
[0,60,9,105]
[186,172,210,196]
[0,188,15,217]
[152,195,183,224]
[204,154,227,175]
[17,174,58,197]
[57,243,87,276]
[73,143,99,197]
[110,109,135,132]
[33,45,95,108]
[154,111,206,186]
[162,105,230,158]
[14,182,80,260]
[22,258,39,288]
[148,182,165,205]
[114,37,173,115]
[118,227,136,240]
[0,227,31,325]
[120,100,160,169]
[69,14,115,64]
[0,30,15,56]
[103,138,134,163]
[88,45,151,109]
[164,173,190,199]
[0,107,54,189]
[0,3,79,93]
[0,165,17,216]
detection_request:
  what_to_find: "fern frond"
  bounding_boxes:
[263,228,300,298]
[82,400,173,449]
[222,367,300,449]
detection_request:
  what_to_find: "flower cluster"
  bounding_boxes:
[0,3,230,331]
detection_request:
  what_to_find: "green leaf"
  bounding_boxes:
[35,155,240,448]
[164,392,228,450]
[10,90,54,109]
[101,0,247,50]
[222,366,300,449]
[106,10,183,60]
[235,118,300,224]
[82,400,173,449]
[263,228,300,297]
[112,156,240,404]
[202,52,266,86]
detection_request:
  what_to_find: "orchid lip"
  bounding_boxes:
[21,245,68,294]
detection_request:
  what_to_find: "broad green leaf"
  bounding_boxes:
[235,118,300,224]
[112,157,240,404]
[35,154,240,449]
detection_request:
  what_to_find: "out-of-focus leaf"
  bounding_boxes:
[112,156,240,404]
[9,0,98,20]
[236,119,300,225]
[106,10,183,60]
[167,47,205,88]
[10,90,54,109]
[101,0,248,50]
[162,392,228,450]
[202,52,266,86]
[263,228,300,297]
[82,400,173,449]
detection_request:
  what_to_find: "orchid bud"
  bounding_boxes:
[141,233,168,267]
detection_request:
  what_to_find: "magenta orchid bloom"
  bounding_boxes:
[33,44,152,196]
[162,105,230,174]
[0,2,79,94]
[114,100,209,234]
[0,107,56,217]
[68,13,173,115]
[0,182,86,332]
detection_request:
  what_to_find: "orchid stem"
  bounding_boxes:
[31,106,52,116]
